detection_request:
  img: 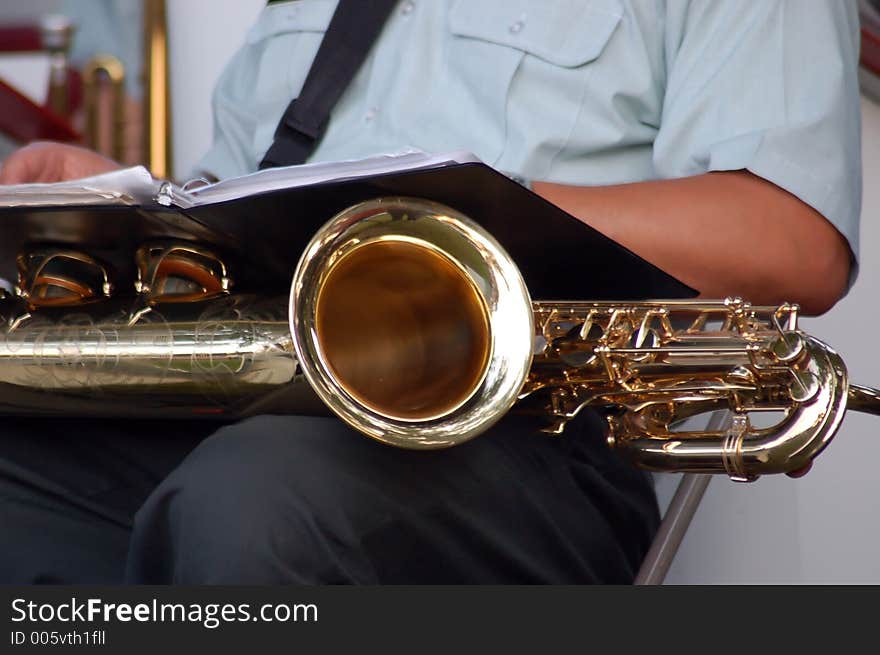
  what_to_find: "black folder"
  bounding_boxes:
[0,158,696,300]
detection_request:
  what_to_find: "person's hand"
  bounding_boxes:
[0,141,122,185]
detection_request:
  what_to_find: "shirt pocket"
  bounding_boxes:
[440,0,623,170]
[448,0,622,67]
[245,0,337,43]
[245,0,337,156]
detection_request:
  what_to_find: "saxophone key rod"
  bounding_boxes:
[846,384,880,416]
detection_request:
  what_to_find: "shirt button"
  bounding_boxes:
[364,107,379,122]
[401,1,414,16]
[509,19,525,34]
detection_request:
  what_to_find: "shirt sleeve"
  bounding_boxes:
[654,0,863,274]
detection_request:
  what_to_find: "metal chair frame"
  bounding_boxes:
[634,411,728,585]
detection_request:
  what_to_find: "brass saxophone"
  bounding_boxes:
[2,197,877,481]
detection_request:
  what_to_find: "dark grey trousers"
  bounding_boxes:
[0,411,659,584]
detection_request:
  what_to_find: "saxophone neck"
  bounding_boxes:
[846,384,880,416]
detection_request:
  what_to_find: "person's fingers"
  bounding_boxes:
[0,148,38,185]
[0,142,121,185]
[0,142,60,184]
[62,149,120,181]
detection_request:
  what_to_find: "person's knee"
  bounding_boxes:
[127,416,373,583]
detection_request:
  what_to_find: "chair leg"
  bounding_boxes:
[634,472,712,585]
[633,410,728,585]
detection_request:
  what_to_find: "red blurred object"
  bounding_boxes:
[863,26,880,77]
[0,25,83,127]
[0,78,79,143]
[0,25,42,52]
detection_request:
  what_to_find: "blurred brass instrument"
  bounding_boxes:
[39,14,75,118]
[1,197,877,481]
[144,0,172,179]
[62,0,171,172]
[82,54,126,162]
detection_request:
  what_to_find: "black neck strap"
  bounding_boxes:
[259,0,399,169]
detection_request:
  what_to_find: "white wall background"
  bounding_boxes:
[659,95,880,584]
[166,1,880,583]
[167,0,264,178]
[0,1,61,22]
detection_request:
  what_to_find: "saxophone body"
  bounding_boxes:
[0,244,320,419]
[0,294,311,419]
[1,196,876,481]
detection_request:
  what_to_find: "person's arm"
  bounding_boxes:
[533,171,852,316]
[585,0,860,318]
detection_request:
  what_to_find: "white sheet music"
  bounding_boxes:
[0,150,481,209]
[179,149,480,207]
[0,165,160,207]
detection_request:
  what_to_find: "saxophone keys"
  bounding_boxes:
[770,332,806,363]
[15,249,113,308]
[134,242,231,304]
[789,370,820,404]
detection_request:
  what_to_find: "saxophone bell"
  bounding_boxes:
[290,197,535,449]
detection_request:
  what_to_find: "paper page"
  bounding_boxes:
[0,150,481,210]
[181,149,482,207]
[0,165,161,207]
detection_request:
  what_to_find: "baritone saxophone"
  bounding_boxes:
[1,196,877,481]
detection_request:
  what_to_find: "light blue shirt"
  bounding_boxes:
[197,0,863,266]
